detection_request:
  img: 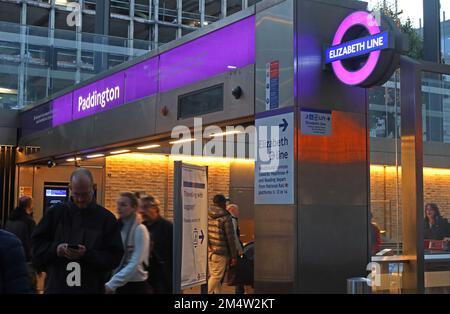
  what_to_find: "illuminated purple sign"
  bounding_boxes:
[328,11,383,86]
[159,15,255,92]
[52,92,73,127]
[125,57,158,103]
[73,71,125,121]
[21,15,256,135]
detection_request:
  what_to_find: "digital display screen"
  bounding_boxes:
[45,188,68,197]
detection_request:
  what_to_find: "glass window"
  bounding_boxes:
[178,84,224,119]
[109,18,130,38]
[134,21,150,40]
[82,13,96,33]
[227,0,242,16]
[0,2,21,24]
[421,71,450,294]
[441,1,450,64]
[27,6,50,27]
[369,72,400,139]
[110,0,131,16]
[55,11,76,31]
[422,73,446,142]
[205,0,221,24]
[135,0,150,19]
[24,70,49,106]
[158,25,177,44]
[182,0,200,27]
[83,0,96,11]
[0,64,19,109]
[182,27,195,36]
[159,0,178,23]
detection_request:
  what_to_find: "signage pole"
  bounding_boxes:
[200,166,209,295]
[173,161,183,294]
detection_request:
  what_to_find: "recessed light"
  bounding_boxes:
[110,149,131,155]
[66,157,82,162]
[209,130,242,137]
[137,144,161,150]
[86,154,104,159]
[169,138,197,145]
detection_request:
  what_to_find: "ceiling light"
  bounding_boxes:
[208,130,242,137]
[169,138,197,145]
[0,87,18,94]
[110,149,131,155]
[86,154,104,159]
[66,157,82,162]
[137,144,161,150]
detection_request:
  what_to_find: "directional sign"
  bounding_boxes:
[301,108,332,136]
[180,164,208,289]
[255,107,294,204]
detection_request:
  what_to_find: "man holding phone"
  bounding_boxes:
[31,168,124,293]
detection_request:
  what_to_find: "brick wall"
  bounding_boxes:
[105,154,231,220]
[105,154,169,215]
[370,165,450,242]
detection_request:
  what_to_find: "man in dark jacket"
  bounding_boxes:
[139,195,173,294]
[207,194,237,294]
[5,196,36,261]
[0,230,31,294]
[31,168,124,294]
[5,196,37,292]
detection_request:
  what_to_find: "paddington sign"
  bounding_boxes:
[73,72,125,120]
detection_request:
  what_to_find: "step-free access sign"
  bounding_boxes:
[325,11,403,87]
[301,108,332,136]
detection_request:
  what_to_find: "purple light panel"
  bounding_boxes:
[52,92,73,127]
[159,15,255,93]
[125,57,159,103]
[22,15,256,133]
[331,11,381,86]
[72,71,125,121]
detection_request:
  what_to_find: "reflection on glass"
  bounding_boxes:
[421,71,450,294]
[0,21,151,109]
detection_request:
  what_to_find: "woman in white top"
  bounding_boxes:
[105,192,151,294]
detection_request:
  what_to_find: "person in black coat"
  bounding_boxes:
[424,203,450,241]
[5,196,36,262]
[5,196,37,292]
[139,195,173,294]
[0,230,31,294]
[31,168,124,294]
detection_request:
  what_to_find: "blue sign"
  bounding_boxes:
[326,32,389,63]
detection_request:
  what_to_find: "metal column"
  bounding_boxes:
[94,0,110,73]
[400,56,425,293]
[423,0,441,63]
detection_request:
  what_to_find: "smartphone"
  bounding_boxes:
[67,244,79,250]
